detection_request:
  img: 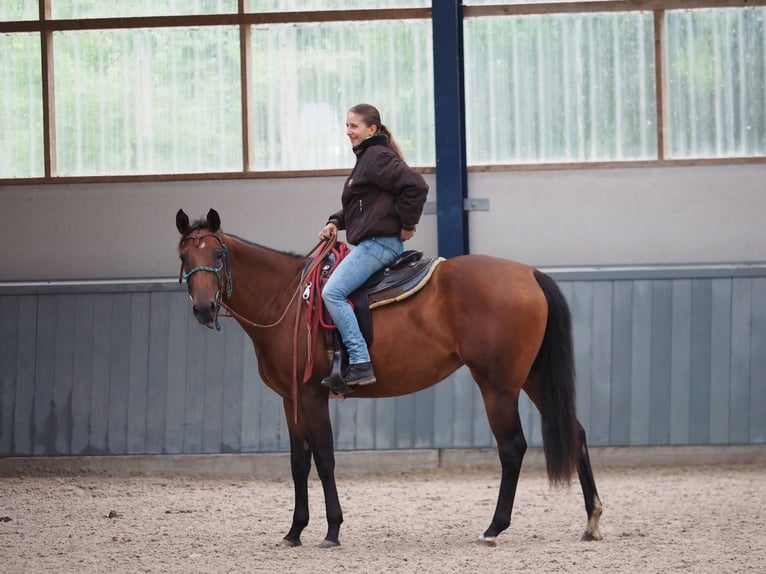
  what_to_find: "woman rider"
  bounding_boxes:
[319,103,428,388]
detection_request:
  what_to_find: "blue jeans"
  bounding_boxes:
[322,236,403,364]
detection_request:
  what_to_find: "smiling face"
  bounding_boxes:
[345,111,377,148]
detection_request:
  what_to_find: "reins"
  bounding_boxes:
[180,232,339,424]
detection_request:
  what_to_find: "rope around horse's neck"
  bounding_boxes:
[219,238,335,330]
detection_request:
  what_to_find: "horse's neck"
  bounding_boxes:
[224,234,303,316]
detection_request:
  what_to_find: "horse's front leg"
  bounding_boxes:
[306,394,344,547]
[282,395,344,548]
[282,401,312,547]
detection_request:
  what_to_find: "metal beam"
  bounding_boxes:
[432,0,469,257]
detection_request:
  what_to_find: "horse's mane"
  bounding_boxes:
[180,218,305,261]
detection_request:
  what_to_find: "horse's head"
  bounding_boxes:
[176,208,231,329]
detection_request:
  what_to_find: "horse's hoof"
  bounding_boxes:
[281,537,302,547]
[477,536,497,547]
[581,527,603,541]
[318,538,340,549]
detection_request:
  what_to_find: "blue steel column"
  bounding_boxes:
[432,0,468,257]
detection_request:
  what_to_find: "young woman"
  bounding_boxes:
[319,103,429,387]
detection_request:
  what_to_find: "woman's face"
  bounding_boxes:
[346,111,377,147]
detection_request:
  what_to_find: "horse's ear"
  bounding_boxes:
[206,209,221,233]
[176,209,190,235]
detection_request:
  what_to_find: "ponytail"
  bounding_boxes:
[377,124,405,161]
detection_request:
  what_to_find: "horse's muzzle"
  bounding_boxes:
[192,299,219,328]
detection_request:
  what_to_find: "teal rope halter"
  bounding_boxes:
[179,236,233,330]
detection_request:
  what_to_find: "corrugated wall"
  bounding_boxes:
[1,265,765,457]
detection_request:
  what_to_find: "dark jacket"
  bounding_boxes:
[327,135,428,245]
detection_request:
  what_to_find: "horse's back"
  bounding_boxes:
[433,254,547,307]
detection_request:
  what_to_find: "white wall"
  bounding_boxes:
[2,163,764,281]
[468,164,766,267]
[1,176,437,281]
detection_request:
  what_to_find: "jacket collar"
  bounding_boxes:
[352,134,389,156]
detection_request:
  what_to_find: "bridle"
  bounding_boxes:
[178,231,232,330]
[178,230,335,331]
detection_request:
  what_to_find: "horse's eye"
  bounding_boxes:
[214,250,223,261]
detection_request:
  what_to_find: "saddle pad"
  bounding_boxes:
[369,256,444,309]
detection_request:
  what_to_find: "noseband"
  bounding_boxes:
[178,231,233,330]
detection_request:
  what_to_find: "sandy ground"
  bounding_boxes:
[1,463,764,574]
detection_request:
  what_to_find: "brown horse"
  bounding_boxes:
[176,208,603,548]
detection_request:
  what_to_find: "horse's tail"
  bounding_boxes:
[531,269,579,485]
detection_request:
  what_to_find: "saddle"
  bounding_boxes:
[304,246,444,395]
[349,250,442,346]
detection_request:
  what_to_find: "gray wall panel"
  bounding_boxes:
[71,296,94,454]
[2,265,766,457]
[572,282,593,435]
[610,281,633,446]
[89,294,112,454]
[629,280,652,445]
[709,279,732,445]
[433,378,456,448]
[53,295,75,455]
[221,323,244,453]
[146,292,170,454]
[353,397,376,450]
[750,278,766,444]
[201,328,226,454]
[690,280,713,445]
[33,295,56,455]
[669,280,691,445]
[127,294,150,454]
[0,297,18,454]
[371,397,396,450]
[14,296,37,455]
[650,281,673,445]
[108,294,132,455]
[452,370,475,447]
[165,293,189,454]
[591,281,613,446]
[729,279,752,444]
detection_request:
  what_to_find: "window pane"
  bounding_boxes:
[0,0,38,20]
[249,20,434,170]
[54,27,242,176]
[0,33,43,178]
[247,0,427,12]
[465,12,657,164]
[51,0,237,18]
[665,7,766,158]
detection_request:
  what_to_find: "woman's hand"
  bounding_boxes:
[400,228,415,242]
[319,222,338,240]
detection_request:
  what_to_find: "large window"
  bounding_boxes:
[249,20,433,170]
[55,27,242,176]
[0,1,764,180]
[465,12,656,164]
[0,32,43,178]
[665,8,765,158]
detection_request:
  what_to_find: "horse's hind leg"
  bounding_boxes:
[478,387,527,545]
[575,422,603,540]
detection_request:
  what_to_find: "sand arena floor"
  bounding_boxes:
[1,463,764,573]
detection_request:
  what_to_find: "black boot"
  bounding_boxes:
[344,361,376,387]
